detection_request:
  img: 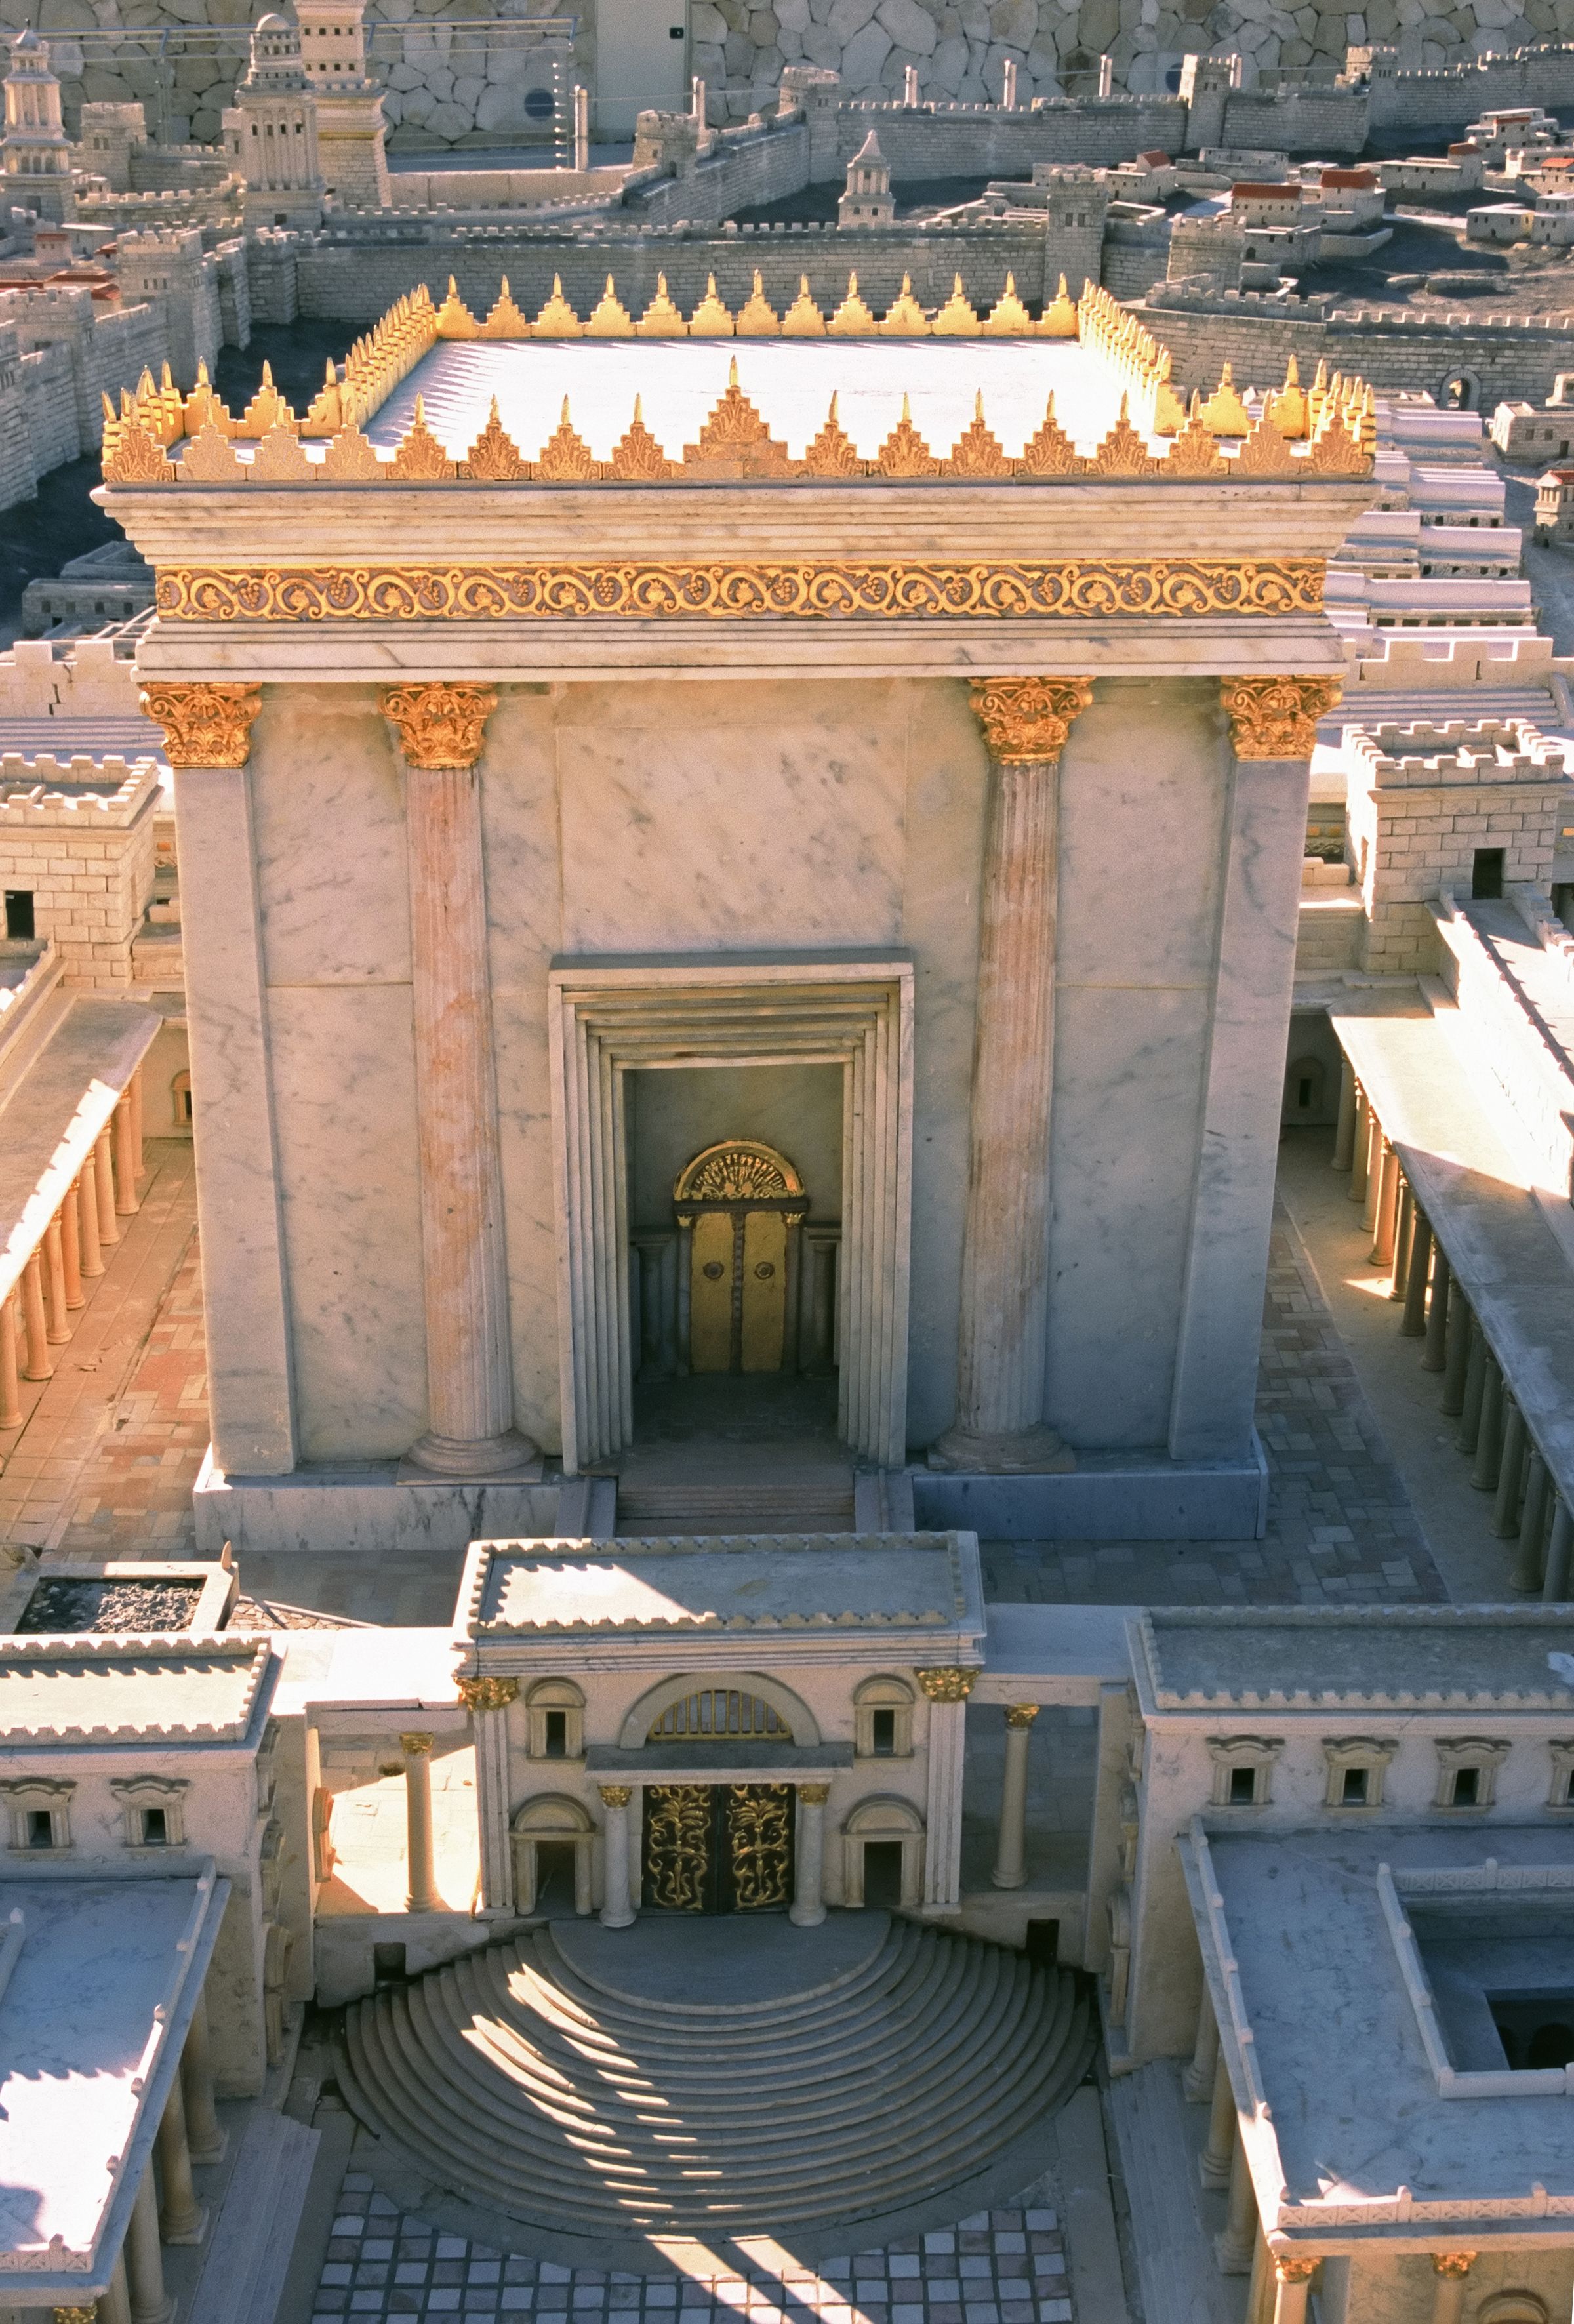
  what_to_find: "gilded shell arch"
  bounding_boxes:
[672,1139,805,1207]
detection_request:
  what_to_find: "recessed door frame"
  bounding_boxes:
[546,954,914,1471]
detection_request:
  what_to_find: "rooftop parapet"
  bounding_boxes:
[1344,717,1567,787]
[0,753,160,822]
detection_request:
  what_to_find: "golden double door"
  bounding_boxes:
[641,1783,795,1913]
[674,1139,807,1377]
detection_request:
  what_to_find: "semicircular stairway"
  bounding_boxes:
[336,1913,1097,2256]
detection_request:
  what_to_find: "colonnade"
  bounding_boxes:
[1333,1058,1573,1597]
[1,1072,144,1438]
[1186,1988,1480,2323]
[52,1984,224,2324]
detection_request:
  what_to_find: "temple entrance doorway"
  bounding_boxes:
[677,1139,805,1377]
[641,1782,796,1914]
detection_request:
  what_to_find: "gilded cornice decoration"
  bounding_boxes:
[159,560,1326,626]
[969,676,1095,764]
[915,1667,976,1702]
[1222,675,1345,760]
[456,1675,519,1711]
[381,681,499,769]
[138,681,262,769]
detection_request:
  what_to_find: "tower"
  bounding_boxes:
[1,33,75,223]
[293,0,389,210]
[1177,51,1236,155]
[222,14,327,230]
[837,129,895,230]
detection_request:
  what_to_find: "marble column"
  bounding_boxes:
[94,1127,120,1249]
[1402,1213,1433,1335]
[43,1216,70,1343]
[1512,1452,1551,1593]
[382,684,538,1479]
[598,1785,637,1929]
[1215,2123,1257,2273]
[401,1732,438,1913]
[1543,1498,1573,1600]
[1200,2050,1236,2188]
[1370,1143,1400,1267]
[790,1783,830,1928]
[79,1159,104,1279]
[126,2166,172,2324]
[1348,1090,1370,1204]
[60,1185,84,1311]
[0,1292,20,1428]
[918,1667,974,1909]
[1453,1314,1485,1440]
[142,682,296,1475]
[113,1094,140,1219]
[1424,1244,1451,1374]
[157,2069,206,2244]
[1491,1400,1528,1536]
[1272,2256,1318,2324]
[932,677,1092,1473]
[1430,2254,1475,2324]
[100,2254,133,2324]
[1332,1058,1356,1169]
[180,1986,226,2163]
[992,1703,1038,1889]
[21,1251,51,1381]
[1184,1988,1219,2104]
[459,1675,519,1916]
[1470,1354,1504,1487]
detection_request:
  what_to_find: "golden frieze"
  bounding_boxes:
[138,681,262,768]
[158,559,1326,625]
[1221,674,1344,760]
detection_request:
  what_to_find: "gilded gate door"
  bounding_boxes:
[641,1784,795,1913]
[673,1141,807,1377]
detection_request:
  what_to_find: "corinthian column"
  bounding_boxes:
[932,676,1093,1473]
[382,685,538,1478]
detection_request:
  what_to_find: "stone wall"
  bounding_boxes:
[0,758,159,990]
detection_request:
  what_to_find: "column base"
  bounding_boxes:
[788,1901,828,1928]
[599,1906,636,1930]
[927,1423,1076,1475]
[160,2204,209,2249]
[990,1868,1027,1891]
[397,1427,544,1482]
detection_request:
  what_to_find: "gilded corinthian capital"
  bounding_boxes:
[915,1667,977,1703]
[969,676,1095,765]
[1221,676,1343,762]
[382,682,500,770]
[139,682,262,769]
[456,1675,519,1713]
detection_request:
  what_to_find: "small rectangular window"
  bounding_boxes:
[871,1707,897,1756]
[140,1806,168,1846]
[4,891,35,941]
[543,1709,568,1759]
[25,1810,53,1848]
[1472,847,1505,901]
[1341,1766,1369,1805]
[1228,1765,1257,1805]
[1452,1765,1481,1807]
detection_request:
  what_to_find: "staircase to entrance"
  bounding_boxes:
[335,1911,1097,2268]
[610,1375,858,1536]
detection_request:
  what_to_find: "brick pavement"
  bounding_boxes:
[313,2176,1075,2324]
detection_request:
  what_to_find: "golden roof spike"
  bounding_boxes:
[729,356,739,388]
[195,359,210,388]
[1284,354,1299,388]
[975,388,984,418]
[449,275,459,296]
[561,394,571,424]
[634,394,644,422]
[1058,272,1069,298]
[260,361,274,388]
[901,392,912,420]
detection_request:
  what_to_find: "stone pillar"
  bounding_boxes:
[43,1215,70,1342]
[1454,1315,1485,1441]
[401,1732,437,1913]
[1430,2254,1475,2324]
[1424,1244,1450,1374]
[790,1782,830,1928]
[79,1158,103,1278]
[1370,1141,1400,1267]
[1389,1179,1413,1302]
[933,677,1092,1473]
[1491,1399,1527,1536]
[1543,1497,1573,1600]
[142,682,296,1476]
[1200,2050,1236,2187]
[1348,1089,1370,1203]
[129,1067,144,1183]
[101,2254,133,2324]
[180,1986,226,2163]
[1401,1212,1432,1335]
[113,1093,140,1219]
[95,1126,120,1248]
[1332,1057,1356,1168]
[126,2165,172,2324]
[1470,1353,1504,1487]
[918,1667,974,1909]
[60,1184,84,1311]
[1272,2256,1318,2324]
[0,1291,20,1429]
[1171,678,1341,1461]
[598,1785,637,1929]
[1511,1451,1550,1593]
[459,1675,519,1916]
[21,1250,52,1381]
[992,1703,1038,1889]
[1184,1988,1219,2103]
[1215,2122,1257,2273]
[381,684,538,1479]
[1361,1115,1383,1232]
[157,2069,207,2244]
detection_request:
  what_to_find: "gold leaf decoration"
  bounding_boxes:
[178,421,243,481]
[1221,675,1343,760]
[1266,354,1308,439]
[435,275,479,338]
[735,269,780,336]
[389,396,457,481]
[585,274,635,337]
[828,273,877,336]
[969,676,1095,764]
[781,275,826,337]
[460,398,529,481]
[533,274,584,338]
[1161,401,1228,478]
[607,397,674,480]
[181,361,234,439]
[875,394,939,478]
[318,424,386,481]
[1015,394,1083,478]
[879,273,929,336]
[247,422,313,481]
[982,272,1033,336]
[689,273,735,336]
[1304,415,1371,476]
[382,680,498,769]
[944,391,1009,478]
[636,274,687,337]
[102,422,176,484]
[1199,362,1251,438]
[235,361,297,441]
[1089,396,1158,477]
[140,682,262,768]
[1233,413,1300,478]
[1038,272,1078,338]
[480,277,531,338]
[535,395,598,481]
[801,392,866,478]
[302,355,343,434]
[683,359,792,476]
[931,274,980,337]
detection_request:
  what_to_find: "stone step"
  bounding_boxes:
[336,1917,1095,2253]
[612,1482,857,1534]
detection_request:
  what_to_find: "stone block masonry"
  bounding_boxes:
[0,756,160,991]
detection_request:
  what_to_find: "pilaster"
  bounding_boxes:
[460,1675,518,1916]
[918,1666,975,1911]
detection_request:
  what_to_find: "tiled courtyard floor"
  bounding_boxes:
[313,2176,1075,2324]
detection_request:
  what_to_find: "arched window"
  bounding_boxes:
[853,1675,915,1759]
[526,1677,584,1761]
[171,1068,192,1128]
[620,1672,819,1749]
